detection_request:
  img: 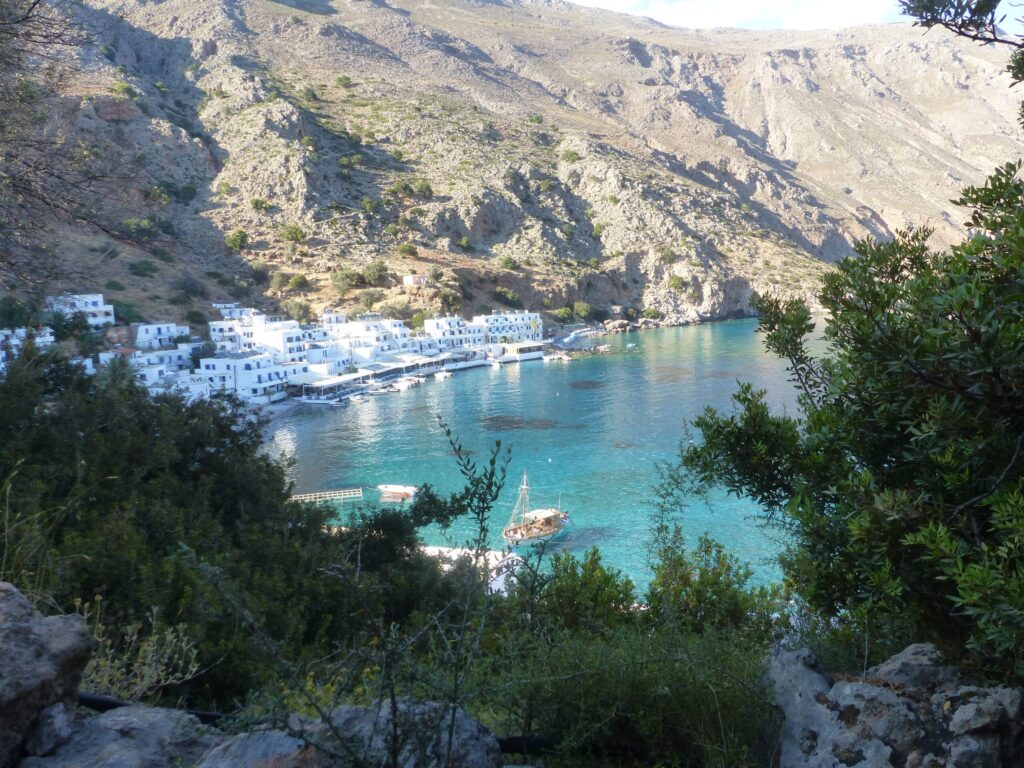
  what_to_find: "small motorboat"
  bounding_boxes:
[377,484,418,502]
[435,370,453,380]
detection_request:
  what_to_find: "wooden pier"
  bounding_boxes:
[290,487,364,504]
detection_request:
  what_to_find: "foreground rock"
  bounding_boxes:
[769,643,1024,768]
[0,583,92,767]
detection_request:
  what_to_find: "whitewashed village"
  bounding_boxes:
[0,292,546,405]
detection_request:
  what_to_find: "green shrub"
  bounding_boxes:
[354,261,384,287]
[335,75,353,88]
[172,275,207,299]
[561,150,581,163]
[280,224,306,243]
[110,82,137,99]
[185,309,207,326]
[300,85,318,101]
[396,243,417,257]
[552,307,573,323]
[527,114,543,124]
[429,266,444,282]
[281,299,312,322]
[250,197,271,212]
[357,289,383,310]
[439,288,461,314]
[269,272,291,292]
[498,256,520,271]
[539,179,553,193]
[456,236,472,251]
[667,275,687,292]
[287,274,310,292]
[128,260,159,278]
[410,311,427,329]
[331,269,363,295]
[591,223,604,238]
[104,280,125,292]
[387,180,414,198]
[224,229,249,252]
[572,301,592,320]
[641,307,664,320]
[111,301,144,323]
[493,286,521,307]
[361,197,378,214]
[412,179,433,198]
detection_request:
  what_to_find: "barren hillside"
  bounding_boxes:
[24,0,1024,326]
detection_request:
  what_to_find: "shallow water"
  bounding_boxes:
[265,320,799,588]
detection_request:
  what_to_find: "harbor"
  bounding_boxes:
[267,320,799,588]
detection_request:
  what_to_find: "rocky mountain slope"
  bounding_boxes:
[30,0,1024,326]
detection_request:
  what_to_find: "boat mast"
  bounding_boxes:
[506,471,530,530]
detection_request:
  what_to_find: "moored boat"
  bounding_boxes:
[378,483,418,501]
[502,471,569,547]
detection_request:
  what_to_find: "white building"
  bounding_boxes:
[45,294,115,328]
[197,351,310,404]
[402,274,430,287]
[130,322,190,350]
[423,315,486,351]
[0,327,55,372]
[470,310,543,344]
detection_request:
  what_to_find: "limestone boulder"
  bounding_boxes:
[0,583,92,767]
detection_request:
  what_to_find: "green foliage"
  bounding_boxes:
[561,150,581,163]
[410,311,427,330]
[497,255,520,270]
[591,222,604,238]
[269,272,290,292]
[456,235,472,251]
[128,259,159,278]
[572,301,592,320]
[357,289,383,310]
[387,180,414,198]
[360,196,378,214]
[104,280,125,292]
[428,266,444,283]
[396,243,417,257]
[539,178,553,193]
[111,301,144,324]
[412,178,433,198]
[641,307,664,320]
[335,75,353,88]
[224,229,249,252]
[668,274,687,292]
[362,260,389,285]
[286,274,310,292]
[675,162,1024,678]
[279,224,306,243]
[331,268,364,295]
[110,81,137,99]
[493,286,521,307]
[527,113,543,124]
[250,197,271,212]
[216,181,232,198]
[185,309,207,327]
[439,288,461,314]
[542,549,636,632]
[552,306,572,323]
[300,85,318,101]
[171,275,207,299]
[281,299,312,322]
[0,296,35,328]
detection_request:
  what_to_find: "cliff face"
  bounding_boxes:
[31,0,1022,324]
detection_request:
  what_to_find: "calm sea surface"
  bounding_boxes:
[265,319,799,588]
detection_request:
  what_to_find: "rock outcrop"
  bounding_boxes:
[769,644,1024,768]
[0,583,92,768]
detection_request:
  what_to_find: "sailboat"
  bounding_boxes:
[502,471,569,547]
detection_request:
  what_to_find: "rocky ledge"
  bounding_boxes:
[768,644,1024,767]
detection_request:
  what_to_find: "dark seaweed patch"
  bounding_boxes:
[481,415,557,431]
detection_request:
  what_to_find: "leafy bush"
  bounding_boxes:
[104,280,125,292]
[667,275,687,292]
[361,197,378,214]
[396,243,417,257]
[172,275,207,299]
[112,301,144,323]
[287,274,310,292]
[128,260,159,278]
[641,307,664,320]
[269,272,291,292]
[492,286,521,307]
[185,309,207,326]
[439,288,461,314]
[428,266,444,283]
[551,307,572,323]
[281,299,312,322]
[357,289,383,310]
[387,180,414,198]
[561,150,581,163]
[250,197,271,212]
[224,229,249,252]
[331,269,364,295]
[456,236,472,251]
[572,301,592,320]
[280,224,306,243]
[362,261,389,285]
[412,179,433,198]
[498,256,520,271]
[335,75,353,88]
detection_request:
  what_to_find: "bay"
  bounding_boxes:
[265,319,799,588]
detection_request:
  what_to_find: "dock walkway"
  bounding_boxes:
[290,488,364,504]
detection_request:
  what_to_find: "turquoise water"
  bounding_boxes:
[265,320,798,588]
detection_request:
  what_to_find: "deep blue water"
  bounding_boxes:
[265,320,799,588]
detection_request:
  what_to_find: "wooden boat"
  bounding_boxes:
[502,472,569,547]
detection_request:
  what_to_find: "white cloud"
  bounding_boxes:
[570,0,908,30]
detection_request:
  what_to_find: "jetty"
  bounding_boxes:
[290,487,364,504]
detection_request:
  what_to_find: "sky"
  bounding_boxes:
[570,0,1024,33]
